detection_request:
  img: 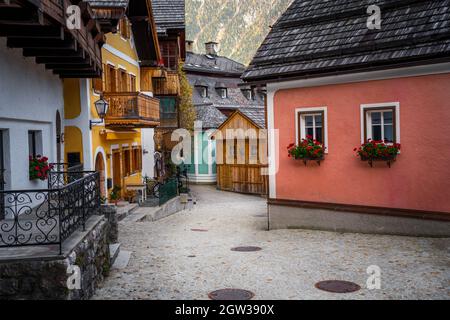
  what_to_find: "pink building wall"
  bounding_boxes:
[274,73,450,214]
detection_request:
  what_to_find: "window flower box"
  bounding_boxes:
[29,155,52,181]
[287,136,325,166]
[355,140,400,168]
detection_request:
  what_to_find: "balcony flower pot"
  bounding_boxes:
[287,136,325,166]
[29,155,52,181]
[355,140,400,168]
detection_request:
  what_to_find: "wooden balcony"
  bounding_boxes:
[141,67,180,96]
[104,92,160,128]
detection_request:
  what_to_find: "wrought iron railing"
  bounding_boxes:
[0,171,100,254]
[48,163,84,189]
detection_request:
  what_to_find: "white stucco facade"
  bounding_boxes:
[0,38,64,190]
[141,128,155,179]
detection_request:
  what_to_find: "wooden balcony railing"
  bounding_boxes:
[104,92,160,128]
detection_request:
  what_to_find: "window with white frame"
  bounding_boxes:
[361,104,399,144]
[298,111,324,143]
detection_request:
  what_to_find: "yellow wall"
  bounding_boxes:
[64,126,84,163]
[91,29,143,198]
[63,79,81,119]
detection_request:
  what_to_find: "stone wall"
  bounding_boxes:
[0,212,115,300]
[102,204,118,244]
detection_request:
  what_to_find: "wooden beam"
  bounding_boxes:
[36,56,90,64]
[52,66,96,74]
[45,62,92,70]
[0,25,64,39]
[23,48,85,58]
[0,6,36,22]
[57,71,101,78]
[7,38,75,49]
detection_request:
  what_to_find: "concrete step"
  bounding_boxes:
[140,197,159,207]
[120,208,153,223]
[116,203,139,221]
[109,243,121,265]
[111,250,131,270]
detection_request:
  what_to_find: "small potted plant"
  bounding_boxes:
[109,185,121,205]
[354,140,401,167]
[29,155,53,181]
[287,135,325,166]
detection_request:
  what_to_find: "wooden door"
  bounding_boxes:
[95,153,106,198]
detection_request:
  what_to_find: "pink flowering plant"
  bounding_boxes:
[287,135,325,159]
[29,155,53,181]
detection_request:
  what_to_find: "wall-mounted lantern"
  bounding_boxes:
[90,96,109,130]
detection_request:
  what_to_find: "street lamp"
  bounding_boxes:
[90,96,109,130]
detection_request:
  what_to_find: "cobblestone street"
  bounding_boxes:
[93,185,450,300]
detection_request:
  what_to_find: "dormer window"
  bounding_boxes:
[218,88,227,99]
[195,79,209,98]
[242,88,253,100]
[215,82,228,99]
[199,87,208,98]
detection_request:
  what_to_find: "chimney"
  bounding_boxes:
[205,41,219,56]
[186,40,194,53]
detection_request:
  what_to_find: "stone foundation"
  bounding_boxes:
[269,204,450,237]
[0,205,118,300]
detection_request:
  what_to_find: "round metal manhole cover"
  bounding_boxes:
[231,246,262,252]
[315,280,361,293]
[190,228,208,232]
[208,289,255,300]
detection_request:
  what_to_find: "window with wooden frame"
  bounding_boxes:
[119,68,128,92]
[296,107,328,151]
[132,146,142,173]
[105,64,117,92]
[122,147,131,176]
[128,74,136,92]
[160,40,179,70]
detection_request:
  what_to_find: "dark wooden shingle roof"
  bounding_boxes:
[243,0,450,82]
[151,0,185,34]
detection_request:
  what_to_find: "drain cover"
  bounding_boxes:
[208,289,255,300]
[253,214,267,218]
[231,246,262,252]
[191,228,208,232]
[315,280,361,293]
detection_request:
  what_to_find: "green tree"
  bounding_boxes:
[178,62,196,131]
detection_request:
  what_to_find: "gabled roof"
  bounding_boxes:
[85,0,129,33]
[151,0,185,34]
[238,107,266,129]
[217,107,266,130]
[195,105,227,129]
[243,0,450,83]
[185,52,245,76]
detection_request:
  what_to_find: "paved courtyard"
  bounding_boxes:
[93,185,450,300]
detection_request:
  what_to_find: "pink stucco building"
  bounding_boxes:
[242,0,450,236]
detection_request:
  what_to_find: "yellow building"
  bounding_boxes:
[63,0,162,200]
